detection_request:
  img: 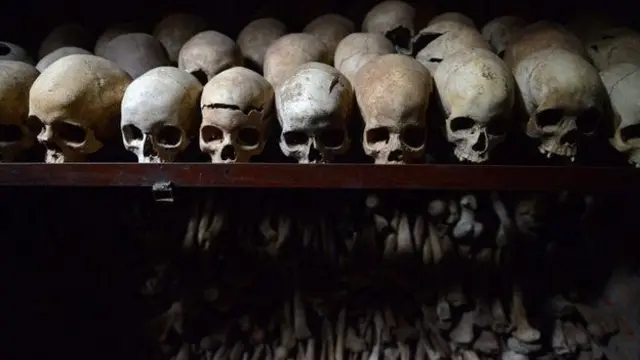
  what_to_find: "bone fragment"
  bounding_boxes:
[449,310,475,345]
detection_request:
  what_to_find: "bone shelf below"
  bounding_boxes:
[0,163,638,190]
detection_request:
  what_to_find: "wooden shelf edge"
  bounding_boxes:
[0,163,637,190]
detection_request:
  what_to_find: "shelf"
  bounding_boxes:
[0,163,637,190]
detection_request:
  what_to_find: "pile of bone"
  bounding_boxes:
[148,291,618,360]
[1,3,639,165]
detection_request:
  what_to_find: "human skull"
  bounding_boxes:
[102,33,171,79]
[413,24,490,74]
[428,12,476,28]
[121,67,202,163]
[36,47,91,72]
[503,21,588,69]
[334,33,394,84]
[178,31,243,85]
[303,14,355,62]
[94,22,140,57]
[481,16,526,57]
[153,13,207,64]
[354,54,433,164]
[200,67,274,163]
[236,18,287,73]
[434,48,515,163]
[38,24,91,59]
[600,63,640,167]
[513,48,606,160]
[586,28,640,71]
[29,54,131,163]
[362,0,416,51]
[263,33,329,89]
[0,61,39,162]
[276,62,353,163]
[0,42,34,64]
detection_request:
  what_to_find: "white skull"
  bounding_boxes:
[121,67,202,163]
[36,47,91,72]
[103,33,171,79]
[434,48,515,163]
[200,67,274,163]
[94,22,139,57]
[38,24,91,59]
[29,54,131,163]
[236,18,287,72]
[263,33,329,89]
[514,48,606,160]
[362,0,416,50]
[303,14,355,63]
[481,16,526,57]
[354,54,433,164]
[275,62,353,163]
[0,42,34,64]
[333,33,394,85]
[153,13,207,64]
[503,21,588,69]
[600,63,640,167]
[586,28,640,71]
[413,24,490,74]
[428,12,476,28]
[0,61,39,161]
[178,30,243,84]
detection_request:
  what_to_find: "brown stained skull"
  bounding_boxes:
[236,18,287,73]
[263,33,330,89]
[178,31,243,85]
[38,24,92,60]
[354,54,433,164]
[29,54,131,163]
[0,61,39,162]
[102,33,171,79]
[303,14,355,63]
[200,67,274,163]
[586,28,640,71]
[36,47,91,72]
[333,33,395,85]
[362,0,416,51]
[481,16,526,57]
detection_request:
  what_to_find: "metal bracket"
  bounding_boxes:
[152,181,174,203]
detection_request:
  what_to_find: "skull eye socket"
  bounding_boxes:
[449,117,475,132]
[0,124,23,142]
[619,124,640,142]
[365,127,390,144]
[283,131,309,146]
[156,125,182,147]
[576,107,600,134]
[486,115,509,135]
[237,127,260,147]
[26,116,43,134]
[122,124,143,143]
[201,125,223,143]
[400,125,426,148]
[317,128,345,149]
[535,108,564,127]
[55,121,86,144]
[0,43,10,56]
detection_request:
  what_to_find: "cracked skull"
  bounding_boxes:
[354,54,433,164]
[275,62,353,163]
[121,67,202,163]
[434,48,515,163]
[362,0,416,51]
[513,48,606,160]
[0,61,39,162]
[600,63,640,167]
[29,54,131,163]
[200,67,274,163]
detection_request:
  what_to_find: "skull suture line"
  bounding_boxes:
[600,63,640,167]
[434,48,515,163]
[121,67,202,163]
[0,61,39,162]
[513,48,606,161]
[275,62,353,163]
[29,54,131,163]
[354,54,433,164]
[200,67,274,163]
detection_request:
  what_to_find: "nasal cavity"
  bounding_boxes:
[0,43,10,56]
[308,145,322,162]
[472,132,487,152]
[388,149,403,162]
[142,138,155,157]
[560,129,580,145]
[221,144,236,160]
